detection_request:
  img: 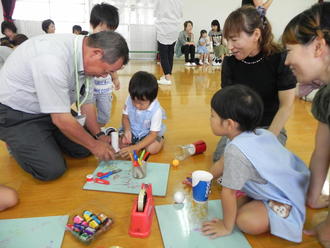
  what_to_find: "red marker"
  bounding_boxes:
[94,178,110,185]
[133,160,140,167]
[142,152,150,162]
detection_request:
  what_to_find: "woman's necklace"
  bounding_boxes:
[241,57,264,65]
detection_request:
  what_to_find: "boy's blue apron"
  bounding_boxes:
[228,129,310,243]
[126,97,166,139]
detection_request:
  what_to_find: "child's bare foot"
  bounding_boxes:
[307,194,329,209]
[304,221,330,248]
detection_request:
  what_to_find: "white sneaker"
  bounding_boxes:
[216,62,222,66]
[157,78,172,85]
[160,75,165,80]
[185,62,192,66]
[212,61,218,66]
[191,62,197,66]
[199,61,203,65]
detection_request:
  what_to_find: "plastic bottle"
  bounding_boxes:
[174,140,207,161]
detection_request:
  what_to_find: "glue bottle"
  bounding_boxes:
[110,131,119,153]
[174,140,207,160]
[105,127,120,153]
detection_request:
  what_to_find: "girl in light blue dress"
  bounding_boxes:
[197,30,209,65]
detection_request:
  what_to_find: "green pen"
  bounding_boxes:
[139,149,146,162]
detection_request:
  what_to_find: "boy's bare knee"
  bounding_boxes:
[146,145,161,154]
[146,141,163,154]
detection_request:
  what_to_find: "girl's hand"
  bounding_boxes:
[182,174,192,187]
[202,219,231,239]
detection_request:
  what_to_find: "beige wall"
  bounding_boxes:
[182,0,317,42]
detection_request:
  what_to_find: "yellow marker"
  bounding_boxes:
[83,213,93,222]
[89,220,99,229]
[129,152,134,162]
[139,149,146,161]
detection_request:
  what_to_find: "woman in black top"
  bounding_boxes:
[210,5,296,178]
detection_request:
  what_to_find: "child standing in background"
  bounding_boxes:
[197,30,210,65]
[202,85,309,243]
[90,3,121,126]
[119,71,166,159]
[208,20,225,66]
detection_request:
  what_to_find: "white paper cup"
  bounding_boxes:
[192,170,213,203]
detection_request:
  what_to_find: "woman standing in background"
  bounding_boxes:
[155,0,183,85]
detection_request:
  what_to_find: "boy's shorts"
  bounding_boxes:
[119,129,164,145]
[131,134,164,145]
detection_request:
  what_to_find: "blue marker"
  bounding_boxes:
[99,169,122,179]
[133,150,139,161]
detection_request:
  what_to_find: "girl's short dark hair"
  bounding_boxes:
[211,85,264,132]
[41,19,55,33]
[184,20,193,29]
[211,19,221,32]
[129,71,158,102]
[1,21,17,35]
[90,3,119,30]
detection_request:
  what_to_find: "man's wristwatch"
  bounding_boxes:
[94,131,105,139]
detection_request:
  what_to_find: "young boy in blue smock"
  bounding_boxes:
[202,85,310,243]
[119,71,166,158]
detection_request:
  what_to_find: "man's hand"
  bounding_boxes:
[97,134,111,144]
[90,140,115,161]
